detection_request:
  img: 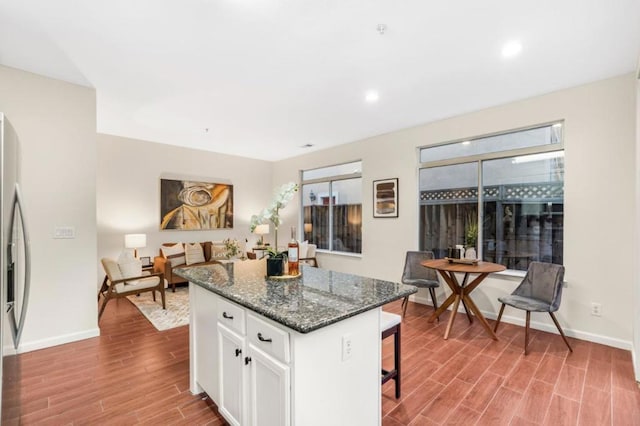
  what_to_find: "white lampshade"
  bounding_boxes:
[124,233,147,249]
[254,224,270,235]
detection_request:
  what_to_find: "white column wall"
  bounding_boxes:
[634,66,640,380]
[0,65,99,351]
[275,73,637,349]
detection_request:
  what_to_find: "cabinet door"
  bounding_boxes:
[193,285,219,399]
[248,344,291,426]
[218,324,246,426]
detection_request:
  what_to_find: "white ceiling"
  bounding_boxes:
[1,1,639,161]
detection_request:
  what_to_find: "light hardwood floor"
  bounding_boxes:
[6,295,640,425]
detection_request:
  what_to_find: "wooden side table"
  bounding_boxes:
[252,247,270,259]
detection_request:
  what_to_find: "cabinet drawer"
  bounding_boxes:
[247,314,290,364]
[217,298,246,335]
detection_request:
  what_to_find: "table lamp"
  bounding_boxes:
[124,233,147,258]
[254,224,269,246]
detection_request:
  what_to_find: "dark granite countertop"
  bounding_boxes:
[174,261,417,334]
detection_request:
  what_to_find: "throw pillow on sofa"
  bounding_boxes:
[210,241,229,260]
[161,243,186,267]
[185,242,205,265]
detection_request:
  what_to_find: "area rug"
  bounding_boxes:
[127,286,189,331]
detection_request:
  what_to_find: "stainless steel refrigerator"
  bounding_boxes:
[0,112,31,423]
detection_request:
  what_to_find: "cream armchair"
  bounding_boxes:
[99,258,166,320]
[299,243,318,267]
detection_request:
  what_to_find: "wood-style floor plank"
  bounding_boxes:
[8,297,226,425]
[381,299,640,426]
[6,295,640,425]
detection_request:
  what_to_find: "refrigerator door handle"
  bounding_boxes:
[8,183,30,349]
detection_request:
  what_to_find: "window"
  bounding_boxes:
[419,123,564,271]
[301,161,362,254]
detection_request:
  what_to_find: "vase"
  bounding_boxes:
[465,247,477,260]
[266,257,285,276]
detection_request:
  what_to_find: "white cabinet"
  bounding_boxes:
[247,343,290,426]
[218,297,246,334]
[215,298,291,426]
[190,284,219,399]
[247,314,290,363]
[190,283,381,426]
[218,324,247,426]
[246,313,291,426]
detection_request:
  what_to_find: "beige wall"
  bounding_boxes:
[0,65,98,352]
[275,73,637,349]
[96,134,273,280]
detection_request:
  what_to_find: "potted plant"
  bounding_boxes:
[263,247,287,276]
[223,238,242,259]
[465,222,478,248]
[465,212,478,259]
[250,182,298,276]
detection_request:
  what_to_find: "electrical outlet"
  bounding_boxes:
[342,334,353,361]
[591,303,602,317]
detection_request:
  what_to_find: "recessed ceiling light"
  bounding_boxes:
[501,40,522,58]
[365,91,379,103]
[462,141,471,146]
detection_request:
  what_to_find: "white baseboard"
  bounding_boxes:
[15,327,101,354]
[409,295,633,351]
[412,294,438,308]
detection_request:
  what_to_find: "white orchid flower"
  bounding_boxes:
[249,182,299,250]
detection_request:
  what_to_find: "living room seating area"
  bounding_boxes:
[153,241,229,291]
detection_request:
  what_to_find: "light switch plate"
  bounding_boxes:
[53,226,75,239]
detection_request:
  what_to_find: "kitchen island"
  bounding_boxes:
[175,260,416,426]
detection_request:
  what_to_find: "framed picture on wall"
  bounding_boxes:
[160,178,234,230]
[373,178,398,218]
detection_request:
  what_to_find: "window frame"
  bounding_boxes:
[300,160,363,255]
[418,121,565,268]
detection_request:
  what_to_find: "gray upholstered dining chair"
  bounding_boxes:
[401,251,439,318]
[493,261,572,355]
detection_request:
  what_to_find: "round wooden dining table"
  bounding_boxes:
[421,258,506,340]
